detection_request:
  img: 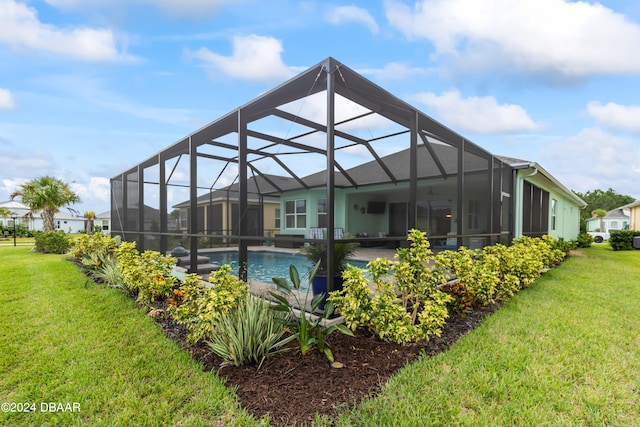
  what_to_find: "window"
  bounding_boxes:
[610,220,619,230]
[275,208,281,229]
[317,198,327,228]
[551,199,557,231]
[180,209,188,229]
[102,219,109,231]
[285,199,306,229]
[467,200,480,229]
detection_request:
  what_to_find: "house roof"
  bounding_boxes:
[620,199,640,209]
[497,157,587,208]
[172,174,293,208]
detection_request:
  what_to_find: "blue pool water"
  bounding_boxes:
[205,250,368,288]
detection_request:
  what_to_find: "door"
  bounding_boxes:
[389,202,408,236]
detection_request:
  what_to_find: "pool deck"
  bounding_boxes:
[202,244,398,263]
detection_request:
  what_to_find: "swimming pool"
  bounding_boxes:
[205,250,368,288]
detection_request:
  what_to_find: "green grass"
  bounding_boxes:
[334,245,640,426]
[0,246,259,426]
[2,245,639,426]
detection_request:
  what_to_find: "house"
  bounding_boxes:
[276,151,585,249]
[0,200,31,228]
[0,199,85,233]
[96,211,111,235]
[171,175,297,239]
[110,57,586,277]
[620,200,640,230]
[585,207,630,233]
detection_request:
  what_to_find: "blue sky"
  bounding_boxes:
[1,0,640,215]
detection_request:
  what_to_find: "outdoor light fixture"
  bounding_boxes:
[10,211,17,247]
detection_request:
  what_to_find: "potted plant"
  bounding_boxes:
[301,241,359,310]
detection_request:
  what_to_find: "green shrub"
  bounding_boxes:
[34,231,71,254]
[575,232,593,248]
[113,241,177,305]
[270,263,353,362]
[168,266,248,344]
[330,229,451,344]
[436,247,500,309]
[92,255,130,294]
[482,244,526,299]
[609,230,640,251]
[71,232,117,261]
[207,295,293,367]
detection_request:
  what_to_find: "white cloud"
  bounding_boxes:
[412,90,538,133]
[327,5,379,34]
[71,177,110,207]
[360,62,430,81]
[587,101,640,133]
[190,35,294,82]
[0,0,127,61]
[540,128,640,196]
[0,88,15,110]
[384,0,640,79]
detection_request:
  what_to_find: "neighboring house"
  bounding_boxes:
[620,200,640,231]
[0,200,31,228]
[111,57,586,259]
[96,211,111,235]
[0,200,85,233]
[172,175,295,238]
[585,208,630,233]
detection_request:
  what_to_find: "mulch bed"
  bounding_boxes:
[157,303,500,426]
[71,258,500,425]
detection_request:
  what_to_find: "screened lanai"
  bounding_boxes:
[111,57,515,280]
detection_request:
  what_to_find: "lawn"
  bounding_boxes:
[1,244,639,426]
[0,246,258,426]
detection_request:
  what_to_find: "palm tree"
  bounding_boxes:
[11,176,81,232]
[592,208,607,232]
[84,211,96,234]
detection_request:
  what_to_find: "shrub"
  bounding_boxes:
[114,242,177,305]
[609,230,640,251]
[34,231,71,254]
[552,237,577,254]
[436,247,500,309]
[168,266,248,344]
[92,255,131,295]
[575,232,593,248]
[482,244,525,299]
[271,263,353,362]
[207,294,293,368]
[71,232,117,261]
[330,229,451,344]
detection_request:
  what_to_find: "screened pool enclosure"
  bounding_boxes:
[111,57,518,280]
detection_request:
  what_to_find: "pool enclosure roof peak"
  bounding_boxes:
[116,56,496,191]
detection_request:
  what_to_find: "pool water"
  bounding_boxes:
[206,250,368,288]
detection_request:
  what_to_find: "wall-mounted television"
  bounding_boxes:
[367,201,386,214]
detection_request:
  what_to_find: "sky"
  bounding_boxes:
[1,0,640,216]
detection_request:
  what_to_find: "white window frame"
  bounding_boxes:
[317,198,327,228]
[180,209,188,229]
[285,199,306,229]
[551,198,557,231]
[275,208,281,229]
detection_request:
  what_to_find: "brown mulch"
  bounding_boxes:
[70,258,500,425]
[157,303,500,426]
